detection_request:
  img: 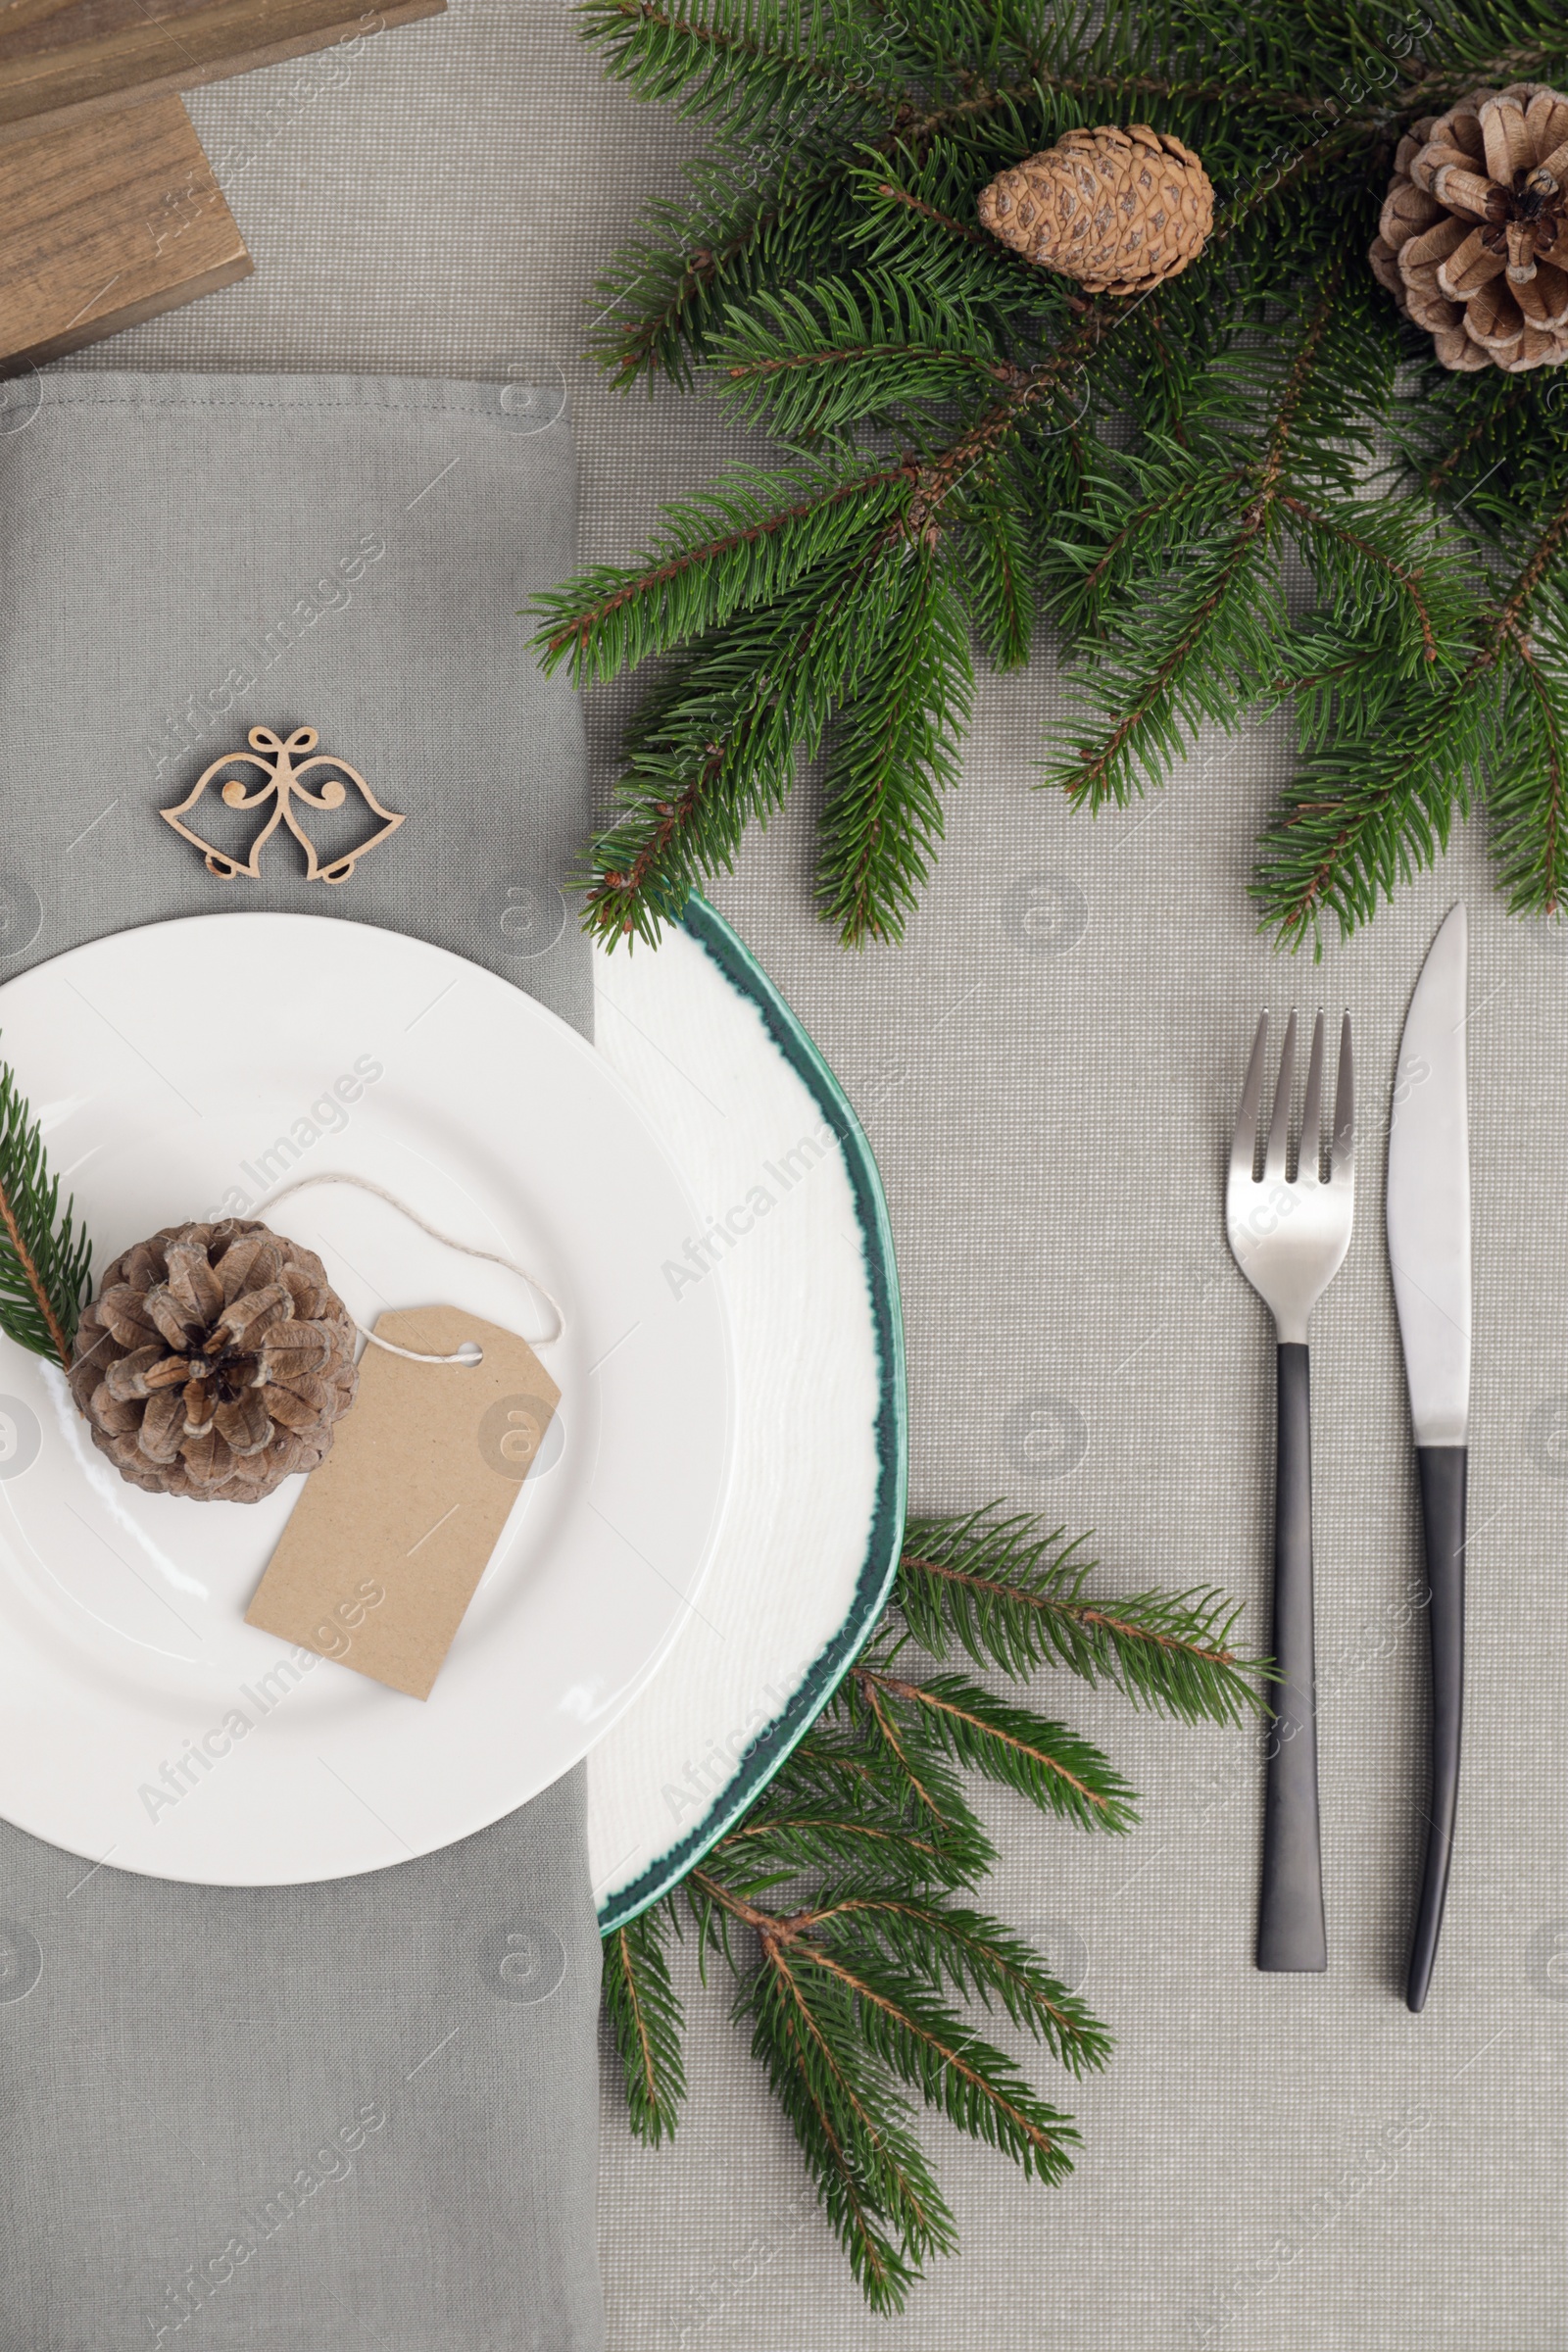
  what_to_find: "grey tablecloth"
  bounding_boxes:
[53,6,1568,2349]
[0,375,603,2349]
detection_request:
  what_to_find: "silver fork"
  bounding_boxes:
[1227,1010,1354,1975]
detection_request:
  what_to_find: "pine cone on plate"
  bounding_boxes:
[1370,82,1568,371]
[977,124,1214,296]
[69,1220,358,1502]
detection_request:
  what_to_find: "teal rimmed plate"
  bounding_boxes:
[587,897,906,1930]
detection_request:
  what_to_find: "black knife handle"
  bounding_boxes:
[1406,1445,1467,2014]
[1256,1342,1328,1973]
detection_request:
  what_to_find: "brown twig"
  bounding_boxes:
[0,1174,70,1368]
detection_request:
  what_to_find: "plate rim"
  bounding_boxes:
[595,895,906,1933]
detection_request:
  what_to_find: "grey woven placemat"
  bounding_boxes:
[0,370,603,2352]
[61,6,1568,2348]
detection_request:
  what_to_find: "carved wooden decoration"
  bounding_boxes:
[161,725,405,885]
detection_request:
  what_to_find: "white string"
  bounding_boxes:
[255,1171,565,1365]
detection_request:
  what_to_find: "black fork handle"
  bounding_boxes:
[1256,1342,1328,1973]
[1406,1445,1466,2014]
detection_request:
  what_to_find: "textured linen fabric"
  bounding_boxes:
[0,373,604,2349]
[53,3,1568,2348]
[0,372,591,1038]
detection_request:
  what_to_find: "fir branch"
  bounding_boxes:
[1422,383,1532,498]
[743,1929,947,2306]
[713,273,1016,441]
[807,1892,1112,2075]
[1257,485,1568,948]
[1277,495,1440,664]
[815,549,972,944]
[852,1666,1139,1832]
[577,532,905,945]
[1256,668,1492,951]
[897,1504,1267,1725]
[564,2,1568,956]
[949,465,1038,670]
[530,456,912,686]
[602,1502,1262,2309]
[577,0,901,139]
[0,1050,94,1368]
[1046,259,1349,808]
[785,1936,1080,2179]
[602,1908,687,2143]
[1493,611,1568,918]
[718,1805,954,1883]
[589,151,865,387]
[852,1660,967,1829]
[703,1873,1082,2181]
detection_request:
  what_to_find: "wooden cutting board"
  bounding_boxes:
[0,92,250,367]
[1,0,447,146]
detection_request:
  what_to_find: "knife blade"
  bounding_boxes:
[1385,901,1470,2013]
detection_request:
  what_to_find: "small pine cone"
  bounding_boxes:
[977,124,1214,296]
[69,1219,358,1502]
[1370,82,1568,371]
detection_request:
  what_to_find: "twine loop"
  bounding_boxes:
[257,1171,565,1365]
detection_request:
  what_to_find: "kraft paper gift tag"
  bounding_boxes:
[246,1304,560,1699]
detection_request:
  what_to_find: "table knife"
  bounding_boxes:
[1386,903,1470,2014]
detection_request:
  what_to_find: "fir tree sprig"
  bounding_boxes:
[0,1048,94,1369]
[897,1504,1264,1724]
[603,1906,687,2144]
[602,1503,1265,2312]
[545,0,1568,954]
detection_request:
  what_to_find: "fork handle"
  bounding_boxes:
[1406,1446,1466,2014]
[1256,1342,1328,1973]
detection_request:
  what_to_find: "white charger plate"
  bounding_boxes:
[587,900,905,1928]
[0,913,732,1884]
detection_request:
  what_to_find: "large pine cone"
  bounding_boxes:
[978,124,1213,296]
[69,1220,358,1502]
[1370,83,1568,371]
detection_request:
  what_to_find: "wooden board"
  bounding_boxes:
[0,92,251,367]
[0,0,447,146]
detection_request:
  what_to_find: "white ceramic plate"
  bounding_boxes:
[0,913,732,1884]
[587,900,905,1928]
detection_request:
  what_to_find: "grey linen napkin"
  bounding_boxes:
[0,372,604,2351]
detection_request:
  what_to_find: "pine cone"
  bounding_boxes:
[977,124,1213,296]
[1370,83,1568,371]
[69,1220,358,1502]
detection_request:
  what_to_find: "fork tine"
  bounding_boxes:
[1298,1011,1326,1182]
[1262,1009,1296,1182]
[1231,1013,1269,1180]
[1332,1011,1354,1182]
